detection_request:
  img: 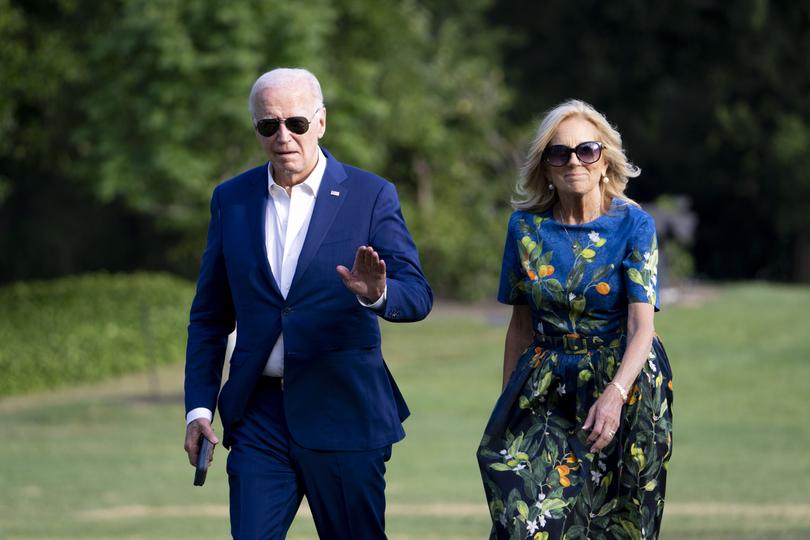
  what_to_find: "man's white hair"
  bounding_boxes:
[248,68,324,119]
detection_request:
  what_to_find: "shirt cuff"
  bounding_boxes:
[186,407,213,425]
[357,285,387,311]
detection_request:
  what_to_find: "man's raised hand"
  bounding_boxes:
[336,246,386,303]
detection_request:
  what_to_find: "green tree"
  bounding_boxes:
[0,0,514,298]
[319,0,515,297]
[70,0,337,266]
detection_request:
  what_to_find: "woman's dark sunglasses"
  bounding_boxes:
[255,108,320,137]
[543,141,603,167]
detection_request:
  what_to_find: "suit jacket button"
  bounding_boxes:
[282,307,292,315]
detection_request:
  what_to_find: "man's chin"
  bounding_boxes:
[272,160,301,175]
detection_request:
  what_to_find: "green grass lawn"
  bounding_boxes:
[1,283,809,539]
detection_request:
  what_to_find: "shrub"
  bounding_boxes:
[0,272,194,396]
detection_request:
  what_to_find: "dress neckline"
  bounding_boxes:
[541,198,622,227]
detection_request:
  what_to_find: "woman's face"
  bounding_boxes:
[546,116,607,199]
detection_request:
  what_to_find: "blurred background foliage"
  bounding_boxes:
[0,272,192,395]
[1,0,809,298]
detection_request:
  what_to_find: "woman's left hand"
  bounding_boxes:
[582,385,625,453]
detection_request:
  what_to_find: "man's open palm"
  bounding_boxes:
[336,246,386,303]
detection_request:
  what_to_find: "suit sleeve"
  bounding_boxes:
[184,186,236,415]
[369,182,433,322]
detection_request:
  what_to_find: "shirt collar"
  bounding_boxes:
[267,147,327,197]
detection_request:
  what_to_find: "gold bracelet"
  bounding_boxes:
[608,381,628,402]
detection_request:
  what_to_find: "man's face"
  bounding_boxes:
[252,83,326,186]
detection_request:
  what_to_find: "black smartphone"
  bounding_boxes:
[193,435,214,486]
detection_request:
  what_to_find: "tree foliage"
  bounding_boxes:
[3,0,810,293]
[0,0,513,297]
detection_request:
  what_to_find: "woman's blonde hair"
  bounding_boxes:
[513,99,641,212]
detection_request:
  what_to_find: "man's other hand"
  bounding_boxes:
[184,418,219,467]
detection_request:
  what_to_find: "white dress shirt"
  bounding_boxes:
[263,147,326,375]
[186,148,385,425]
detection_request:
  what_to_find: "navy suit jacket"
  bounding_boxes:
[184,149,432,451]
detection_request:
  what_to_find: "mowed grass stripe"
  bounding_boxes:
[78,502,810,521]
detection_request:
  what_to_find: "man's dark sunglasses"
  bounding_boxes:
[255,108,321,137]
[543,141,603,167]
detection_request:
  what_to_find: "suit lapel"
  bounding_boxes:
[289,152,349,292]
[246,164,283,298]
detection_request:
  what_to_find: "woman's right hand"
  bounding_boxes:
[582,383,625,453]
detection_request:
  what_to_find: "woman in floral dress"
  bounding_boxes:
[477,100,673,540]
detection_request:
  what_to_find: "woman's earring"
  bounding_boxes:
[548,183,555,191]
[602,174,609,184]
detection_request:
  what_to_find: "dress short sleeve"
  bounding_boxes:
[497,213,527,305]
[622,211,660,310]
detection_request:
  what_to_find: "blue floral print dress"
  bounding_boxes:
[477,200,674,540]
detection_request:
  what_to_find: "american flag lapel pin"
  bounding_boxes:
[330,190,340,197]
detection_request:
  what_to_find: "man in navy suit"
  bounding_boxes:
[183,68,432,539]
